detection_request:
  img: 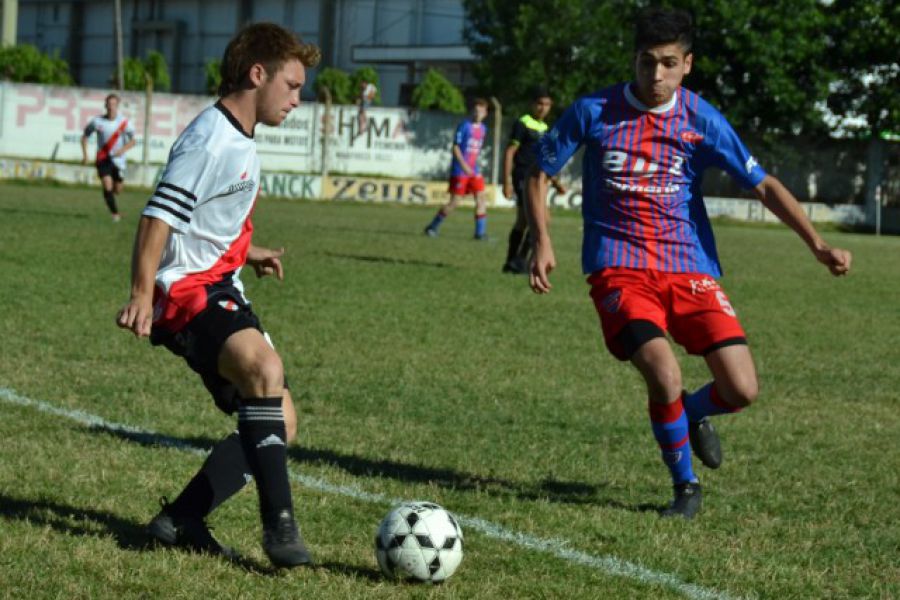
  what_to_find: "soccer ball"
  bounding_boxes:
[374,501,464,583]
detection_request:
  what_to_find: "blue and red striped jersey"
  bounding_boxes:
[450,120,487,176]
[537,83,766,277]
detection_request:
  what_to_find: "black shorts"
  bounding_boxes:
[96,159,123,183]
[150,300,287,415]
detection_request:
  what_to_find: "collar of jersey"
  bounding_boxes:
[624,83,678,114]
[215,101,254,139]
[520,114,548,131]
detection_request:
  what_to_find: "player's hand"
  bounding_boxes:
[116,296,153,337]
[248,246,285,280]
[530,237,556,294]
[503,182,513,199]
[814,246,852,276]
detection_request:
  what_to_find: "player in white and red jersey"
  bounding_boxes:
[116,23,321,567]
[528,8,851,518]
[82,93,136,221]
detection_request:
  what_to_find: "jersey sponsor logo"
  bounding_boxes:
[605,178,681,195]
[222,179,257,197]
[688,277,720,295]
[680,129,704,144]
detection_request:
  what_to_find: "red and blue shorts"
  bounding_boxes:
[588,267,747,361]
[448,174,485,196]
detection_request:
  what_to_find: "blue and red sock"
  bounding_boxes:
[474,213,487,238]
[649,397,697,485]
[427,209,448,232]
[683,383,742,422]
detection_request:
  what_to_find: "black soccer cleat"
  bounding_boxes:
[689,417,723,469]
[262,509,313,568]
[502,257,529,275]
[147,499,237,559]
[660,482,703,519]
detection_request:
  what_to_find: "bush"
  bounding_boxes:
[204,58,221,96]
[411,69,465,113]
[119,51,171,92]
[314,67,353,104]
[0,44,73,85]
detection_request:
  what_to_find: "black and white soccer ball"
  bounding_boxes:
[374,501,464,583]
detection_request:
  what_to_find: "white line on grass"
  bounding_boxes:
[0,387,743,600]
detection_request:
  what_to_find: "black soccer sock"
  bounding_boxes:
[167,431,252,519]
[103,189,119,214]
[506,228,525,264]
[237,397,293,522]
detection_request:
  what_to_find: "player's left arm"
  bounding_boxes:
[116,124,137,156]
[247,244,285,280]
[753,175,852,276]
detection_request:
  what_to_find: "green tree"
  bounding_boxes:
[120,51,171,92]
[411,69,466,113]
[314,67,354,104]
[204,58,221,96]
[0,44,73,85]
[463,0,836,136]
[824,0,900,138]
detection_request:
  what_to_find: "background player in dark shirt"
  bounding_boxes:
[502,88,565,274]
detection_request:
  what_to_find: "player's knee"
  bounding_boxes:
[645,366,682,404]
[727,376,758,408]
[244,352,284,395]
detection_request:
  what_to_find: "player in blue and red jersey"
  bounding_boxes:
[528,8,852,518]
[425,98,490,239]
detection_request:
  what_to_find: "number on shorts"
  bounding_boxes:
[715,291,736,317]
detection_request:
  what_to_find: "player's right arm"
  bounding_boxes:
[452,144,473,176]
[528,99,593,294]
[81,119,95,165]
[502,143,518,199]
[116,216,170,337]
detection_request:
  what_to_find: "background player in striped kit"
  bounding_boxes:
[527,8,851,518]
[425,98,490,239]
[501,87,566,274]
[116,23,321,566]
[81,93,135,222]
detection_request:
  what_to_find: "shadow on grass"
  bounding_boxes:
[87,424,659,515]
[323,251,453,269]
[0,206,90,219]
[0,492,278,574]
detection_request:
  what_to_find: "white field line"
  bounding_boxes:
[0,386,744,600]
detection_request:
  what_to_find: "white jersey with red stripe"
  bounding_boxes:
[83,114,135,171]
[143,102,261,333]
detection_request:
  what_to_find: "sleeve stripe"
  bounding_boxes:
[157,181,197,201]
[153,190,194,212]
[146,200,190,223]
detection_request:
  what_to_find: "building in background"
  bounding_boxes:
[14,0,476,104]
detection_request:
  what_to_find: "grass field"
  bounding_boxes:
[0,182,897,599]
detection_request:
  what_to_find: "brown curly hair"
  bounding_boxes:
[218,22,321,97]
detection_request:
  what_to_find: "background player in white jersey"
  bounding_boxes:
[81,94,136,222]
[116,23,321,567]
